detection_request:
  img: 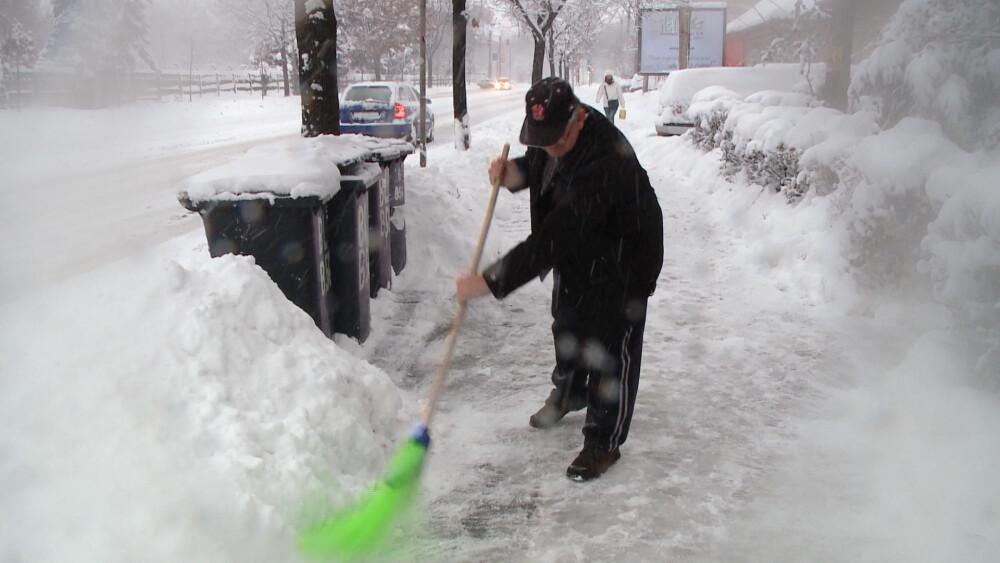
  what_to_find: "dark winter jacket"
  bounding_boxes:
[483,105,663,318]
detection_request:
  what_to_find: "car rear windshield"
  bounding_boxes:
[344,86,392,103]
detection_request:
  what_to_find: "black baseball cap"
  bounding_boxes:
[519,77,580,147]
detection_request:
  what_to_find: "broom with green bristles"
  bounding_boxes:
[297,142,511,562]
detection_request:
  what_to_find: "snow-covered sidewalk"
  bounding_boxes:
[351,90,1000,561]
[389,139,852,561]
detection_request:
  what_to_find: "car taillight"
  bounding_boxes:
[394,103,406,119]
[673,105,683,115]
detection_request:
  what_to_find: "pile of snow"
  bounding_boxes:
[0,90,525,561]
[177,135,413,203]
[0,238,413,560]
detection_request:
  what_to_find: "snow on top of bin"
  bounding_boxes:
[177,135,376,204]
[355,136,416,161]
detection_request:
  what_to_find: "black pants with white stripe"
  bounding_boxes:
[550,275,647,451]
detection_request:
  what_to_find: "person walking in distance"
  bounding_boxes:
[456,77,663,481]
[596,69,625,124]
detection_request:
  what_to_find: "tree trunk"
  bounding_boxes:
[280,22,291,97]
[823,0,857,112]
[547,33,555,77]
[452,0,470,150]
[294,0,339,136]
[530,35,545,84]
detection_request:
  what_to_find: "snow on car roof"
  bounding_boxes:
[657,64,817,108]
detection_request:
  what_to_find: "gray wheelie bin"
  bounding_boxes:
[362,138,413,276]
[177,135,382,342]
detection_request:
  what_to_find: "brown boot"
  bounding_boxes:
[566,444,621,481]
[529,389,587,429]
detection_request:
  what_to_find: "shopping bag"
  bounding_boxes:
[619,108,626,120]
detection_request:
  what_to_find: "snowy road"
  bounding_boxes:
[0,86,524,303]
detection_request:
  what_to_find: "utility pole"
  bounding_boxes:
[678,4,691,70]
[419,0,427,167]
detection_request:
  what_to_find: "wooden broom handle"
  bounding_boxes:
[421,142,510,428]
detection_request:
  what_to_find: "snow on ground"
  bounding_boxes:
[1,85,998,562]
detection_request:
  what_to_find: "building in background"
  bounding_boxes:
[725,0,903,67]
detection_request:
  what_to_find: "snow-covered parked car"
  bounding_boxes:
[340,81,434,144]
[623,73,644,92]
[655,64,817,136]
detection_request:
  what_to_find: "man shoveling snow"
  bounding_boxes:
[457,77,663,481]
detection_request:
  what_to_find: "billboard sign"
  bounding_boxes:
[638,4,727,74]
[639,9,680,74]
[689,8,727,68]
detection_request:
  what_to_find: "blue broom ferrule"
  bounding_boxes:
[409,422,430,447]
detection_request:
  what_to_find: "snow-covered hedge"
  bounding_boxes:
[685,0,1000,382]
[690,100,999,380]
[849,0,1000,152]
[687,91,828,200]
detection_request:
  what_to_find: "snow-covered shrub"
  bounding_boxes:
[921,158,1000,383]
[727,137,803,200]
[689,90,947,286]
[690,91,822,202]
[688,109,726,152]
[684,0,1000,381]
[714,97,998,380]
[758,1,830,68]
[836,0,1000,300]
[850,0,1000,151]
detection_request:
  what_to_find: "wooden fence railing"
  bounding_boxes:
[1,69,458,109]
[0,70,288,108]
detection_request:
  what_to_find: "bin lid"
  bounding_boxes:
[351,135,416,162]
[340,161,383,194]
[177,135,377,205]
